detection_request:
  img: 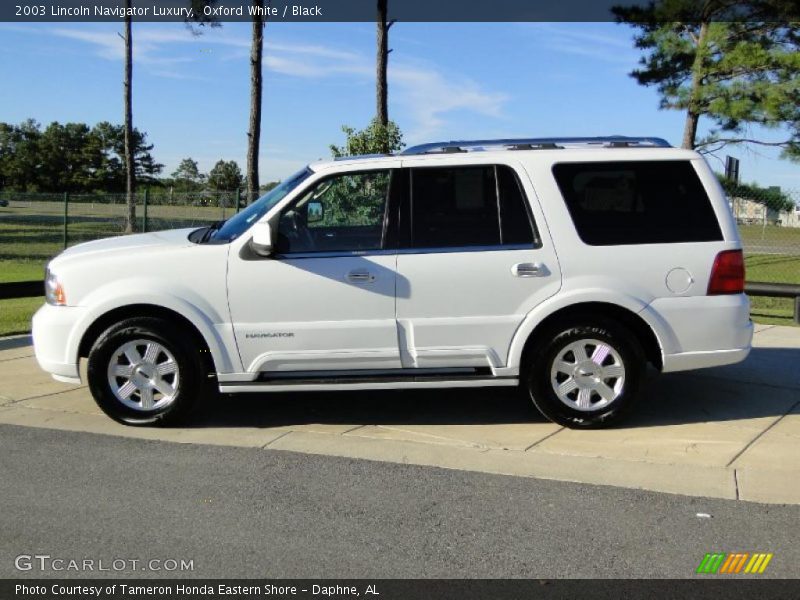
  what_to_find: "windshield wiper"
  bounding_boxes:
[199,220,226,244]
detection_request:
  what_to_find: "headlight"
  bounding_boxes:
[44,268,67,306]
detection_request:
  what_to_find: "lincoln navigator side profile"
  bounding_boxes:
[33,137,753,428]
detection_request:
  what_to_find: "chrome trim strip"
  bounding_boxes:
[397,244,537,255]
[276,243,537,260]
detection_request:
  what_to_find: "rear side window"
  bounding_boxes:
[552,161,722,246]
[408,165,536,249]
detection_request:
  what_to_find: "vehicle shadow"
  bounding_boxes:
[624,346,800,429]
[282,254,410,298]
[187,346,800,430]
[191,385,544,428]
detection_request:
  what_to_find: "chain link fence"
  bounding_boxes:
[1,186,799,332]
[728,189,800,287]
[0,190,243,267]
[1,187,798,282]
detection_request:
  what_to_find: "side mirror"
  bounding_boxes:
[307,200,324,224]
[250,221,273,256]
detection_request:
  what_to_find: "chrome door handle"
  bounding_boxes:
[512,262,547,277]
[346,269,376,283]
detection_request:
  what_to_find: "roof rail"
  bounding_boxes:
[333,153,389,161]
[400,136,671,155]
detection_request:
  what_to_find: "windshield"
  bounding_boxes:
[206,167,312,243]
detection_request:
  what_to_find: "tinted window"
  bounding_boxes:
[552,161,722,246]
[277,170,390,254]
[411,166,498,248]
[409,165,535,249]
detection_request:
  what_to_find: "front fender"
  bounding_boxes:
[68,280,240,374]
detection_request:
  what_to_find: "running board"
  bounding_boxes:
[219,379,518,393]
[218,369,518,393]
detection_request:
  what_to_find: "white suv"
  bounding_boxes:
[32,137,753,428]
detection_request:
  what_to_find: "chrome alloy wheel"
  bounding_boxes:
[550,338,626,412]
[106,339,180,412]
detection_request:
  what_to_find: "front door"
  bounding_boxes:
[228,168,400,374]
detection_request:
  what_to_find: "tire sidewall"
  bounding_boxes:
[87,318,202,426]
[527,321,645,428]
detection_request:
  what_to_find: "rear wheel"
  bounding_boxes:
[526,320,645,428]
[87,317,206,426]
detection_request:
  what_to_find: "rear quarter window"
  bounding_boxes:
[552,160,723,245]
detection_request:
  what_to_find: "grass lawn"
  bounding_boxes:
[0,200,223,336]
[0,297,42,336]
[0,260,44,283]
[748,299,795,326]
[0,261,45,337]
[738,223,800,246]
[746,254,798,326]
[745,253,800,280]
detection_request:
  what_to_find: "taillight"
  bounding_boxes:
[708,250,745,295]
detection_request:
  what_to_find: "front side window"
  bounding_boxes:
[552,160,723,245]
[276,170,391,254]
[408,165,536,250]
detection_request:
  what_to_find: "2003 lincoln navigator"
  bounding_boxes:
[33,136,753,428]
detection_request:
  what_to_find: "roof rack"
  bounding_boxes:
[400,136,671,155]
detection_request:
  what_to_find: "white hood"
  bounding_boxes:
[50,228,197,269]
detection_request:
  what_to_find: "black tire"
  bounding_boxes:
[525,319,646,429]
[86,317,207,426]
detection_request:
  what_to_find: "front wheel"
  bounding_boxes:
[87,317,206,426]
[526,320,646,428]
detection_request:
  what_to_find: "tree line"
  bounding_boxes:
[0,119,162,193]
[166,157,274,193]
[0,119,274,195]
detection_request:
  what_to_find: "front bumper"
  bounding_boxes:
[31,303,86,383]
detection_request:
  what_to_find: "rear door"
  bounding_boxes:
[394,160,562,369]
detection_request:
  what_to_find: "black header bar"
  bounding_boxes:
[3,0,800,23]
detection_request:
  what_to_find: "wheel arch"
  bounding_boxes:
[512,301,664,374]
[78,304,220,373]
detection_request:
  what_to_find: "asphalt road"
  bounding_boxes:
[1,424,799,579]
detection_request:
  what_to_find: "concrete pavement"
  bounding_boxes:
[1,324,798,504]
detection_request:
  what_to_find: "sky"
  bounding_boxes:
[0,21,797,190]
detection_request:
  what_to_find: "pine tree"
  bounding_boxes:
[614,1,800,159]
